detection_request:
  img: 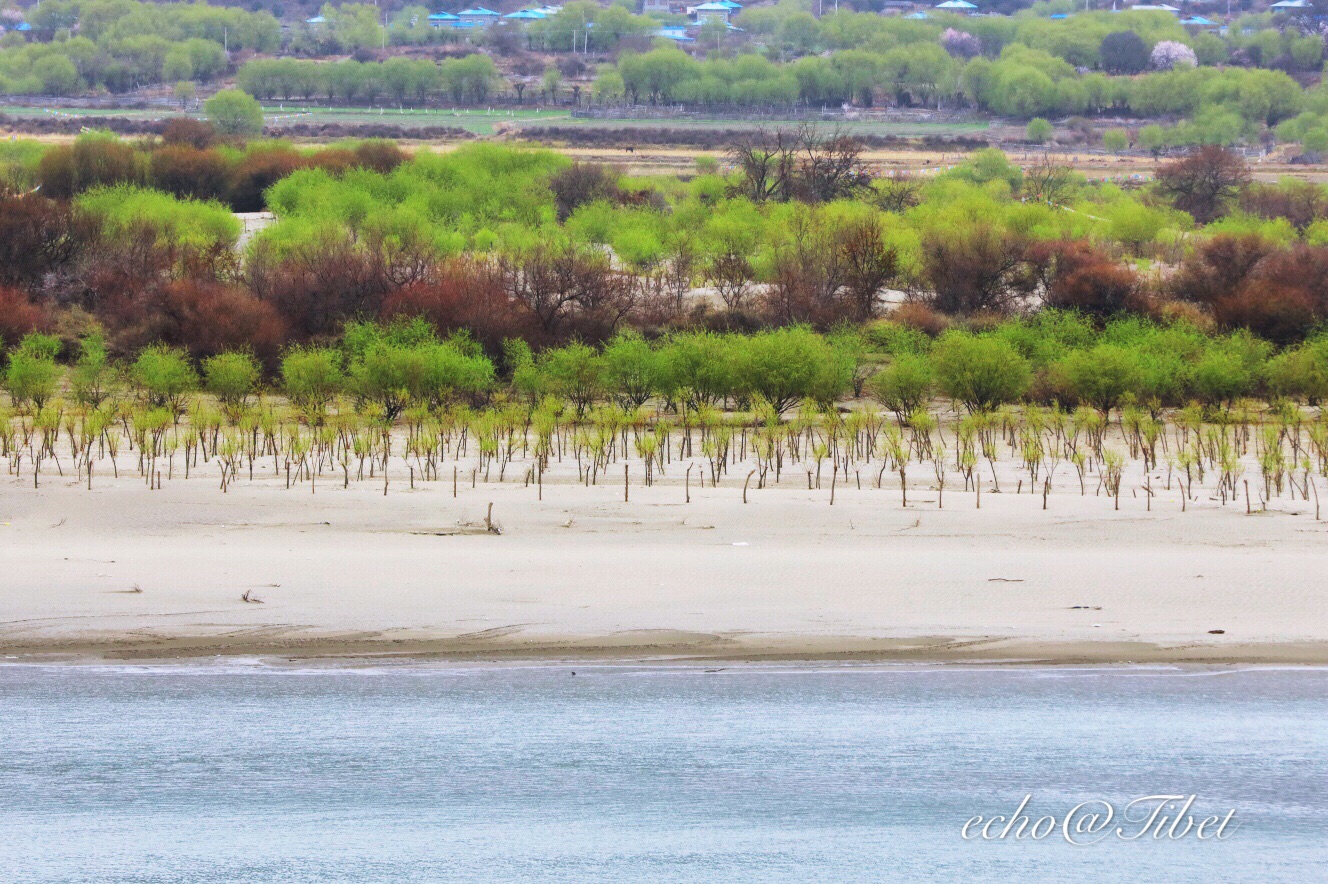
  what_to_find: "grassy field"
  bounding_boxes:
[533,117,991,137]
[1,103,988,138]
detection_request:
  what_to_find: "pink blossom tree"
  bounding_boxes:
[941,29,982,59]
[1151,40,1198,70]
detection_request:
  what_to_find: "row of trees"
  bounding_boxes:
[6,317,1328,431]
[593,43,1303,136]
[237,55,503,105]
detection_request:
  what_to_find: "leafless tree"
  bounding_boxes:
[875,175,922,213]
[838,217,899,321]
[707,249,754,313]
[1155,146,1251,225]
[1022,154,1077,207]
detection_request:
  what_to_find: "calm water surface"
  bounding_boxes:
[1,663,1324,883]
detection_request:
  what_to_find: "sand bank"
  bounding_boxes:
[1,466,1325,664]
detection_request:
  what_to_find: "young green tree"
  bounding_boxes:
[1186,348,1258,409]
[70,334,114,408]
[867,354,935,422]
[1102,129,1129,153]
[204,89,264,138]
[132,346,199,414]
[1026,118,1054,144]
[4,333,62,412]
[407,343,495,409]
[204,351,261,414]
[601,331,662,408]
[1138,124,1167,157]
[931,332,1031,413]
[1266,339,1328,404]
[282,348,345,420]
[659,331,737,410]
[541,342,605,416]
[348,344,413,420]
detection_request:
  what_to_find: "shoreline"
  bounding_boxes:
[5,632,1328,667]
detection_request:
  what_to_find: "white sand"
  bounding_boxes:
[1,460,1325,664]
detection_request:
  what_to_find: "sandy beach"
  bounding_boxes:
[2,462,1325,665]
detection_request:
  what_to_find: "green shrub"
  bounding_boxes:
[1058,344,1145,415]
[737,326,849,415]
[931,332,1031,412]
[71,334,114,408]
[1102,129,1129,152]
[541,342,604,416]
[601,331,663,408]
[867,354,935,420]
[1026,118,1054,144]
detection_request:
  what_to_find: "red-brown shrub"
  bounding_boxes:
[891,301,952,336]
[353,140,407,174]
[144,280,287,361]
[161,118,219,150]
[0,286,46,346]
[1168,234,1275,306]
[228,145,307,212]
[0,192,98,290]
[1038,240,1145,319]
[381,259,538,353]
[306,148,359,176]
[34,136,140,199]
[920,228,1031,314]
[1214,283,1319,346]
[149,146,231,202]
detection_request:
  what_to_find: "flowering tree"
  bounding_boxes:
[941,28,982,59]
[1151,41,1198,70]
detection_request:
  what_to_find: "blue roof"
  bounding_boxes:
[305,15,326,23]
[1050,12,1068,18]
[694,2,732,9]
[458,6,500,14]
[904,11,929,18]
[428,11,460,20]
[659,32,695,41]
[1181,14,1215,23]
[717,0,744,7]
[504,9,546,17]
[14,21,32,31]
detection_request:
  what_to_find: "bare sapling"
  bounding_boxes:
[934,446,947,509]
